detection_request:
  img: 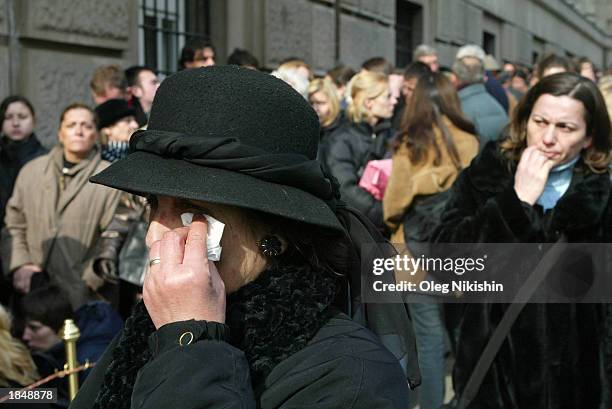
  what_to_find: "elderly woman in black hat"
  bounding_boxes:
[94,99,140,162]
[71,66,419,408]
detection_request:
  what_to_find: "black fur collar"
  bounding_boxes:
[550,167,610,231]
[226,264,338,390]
[467,141,611,232]
[93,265,338,408]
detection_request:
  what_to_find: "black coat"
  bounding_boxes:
[324,120,393,231]
[70,311,410,409]
[0,134,47,228]
[432,141,612,409]
[316,112,345,166]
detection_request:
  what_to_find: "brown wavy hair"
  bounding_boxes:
[398,72,477,168]
[500,72,612,173]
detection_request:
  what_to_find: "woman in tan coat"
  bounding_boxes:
[383,72,478,409]
[1,103,121,308]
[384,73,479,243]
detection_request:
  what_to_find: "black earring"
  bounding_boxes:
[259,235,282,257]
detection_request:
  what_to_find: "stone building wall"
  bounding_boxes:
[0,0,10,100]
[218,0,611,72]
[260,0,395,74]
[2,0,138,148]
[428,0,611,68]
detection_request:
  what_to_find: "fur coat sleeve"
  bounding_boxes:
[431,142,545,243]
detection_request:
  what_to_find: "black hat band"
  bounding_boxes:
[129,129,340,209]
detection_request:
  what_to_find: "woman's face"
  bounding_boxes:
[511,76,529,94]
[365,88,394,121]
[580,62,596,82]
[103,116,139,143]
[22,320,60,352]
[526,94,591,166]
[309,91,332,124]
[145,196,268,293]
[187,46,215,68]
[58,108,98,161]
[2,101,34,141]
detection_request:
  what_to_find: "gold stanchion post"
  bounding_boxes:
[59,319,80,401]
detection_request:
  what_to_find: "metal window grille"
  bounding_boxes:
[139,0,211,76]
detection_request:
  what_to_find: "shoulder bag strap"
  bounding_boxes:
[454,236,568,409]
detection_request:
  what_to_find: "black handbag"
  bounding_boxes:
[403,190,452,244]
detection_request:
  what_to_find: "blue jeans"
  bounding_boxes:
[409,302,446,409]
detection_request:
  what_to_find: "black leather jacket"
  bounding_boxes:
[323,120,393,232]
[92,194,148,287]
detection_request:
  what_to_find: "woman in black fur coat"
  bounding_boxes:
[69,66,420,409]
[433,73,612,408]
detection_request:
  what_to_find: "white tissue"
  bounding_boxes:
[180,212,225,261]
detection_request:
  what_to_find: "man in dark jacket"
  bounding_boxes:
[22,285,122,407]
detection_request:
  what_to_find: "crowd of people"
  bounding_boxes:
[0,37,610,409]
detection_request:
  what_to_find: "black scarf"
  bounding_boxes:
[93,265,339,408]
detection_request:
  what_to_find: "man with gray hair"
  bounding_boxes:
[453,44,508,145]
[413,44,439,72]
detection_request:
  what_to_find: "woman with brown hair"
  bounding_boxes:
[383,72,478,409]
[432,72,612,408]
[384,72,478,243]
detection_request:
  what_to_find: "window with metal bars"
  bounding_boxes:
[139,0,211,76]
[395,1,423,69]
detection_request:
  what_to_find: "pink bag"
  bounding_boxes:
[358,159,392,201]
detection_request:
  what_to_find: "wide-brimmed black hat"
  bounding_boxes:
[90,65,343,232]
[95,99,136,130]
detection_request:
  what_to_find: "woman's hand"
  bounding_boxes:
[513,146,555,205]
[143,214,226,329]
[12,264,42,293]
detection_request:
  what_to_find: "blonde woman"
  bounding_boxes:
[0,305,38,389]
[324,70,394,230]
[308,78,343,162]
